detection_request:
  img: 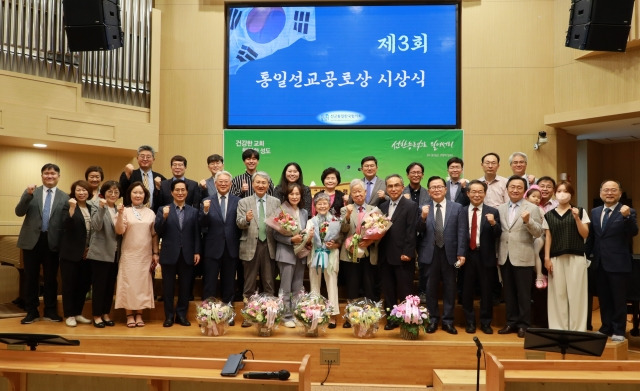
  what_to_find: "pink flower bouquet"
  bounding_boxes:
[241,293,284,330]
[195,298,234,336]
[266,204,301,236]
[387,295,429,338]
[344,207,392,261]
[292,291,334,334]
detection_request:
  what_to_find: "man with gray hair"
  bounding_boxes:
[509,152,536,188]
[236,171,281,327]
[119,145,166,208]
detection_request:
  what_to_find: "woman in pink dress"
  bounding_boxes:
[115,182,159,327]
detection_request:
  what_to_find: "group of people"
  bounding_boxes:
[15,146,638,342]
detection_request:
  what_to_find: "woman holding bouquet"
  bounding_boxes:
[307,192,342,328]
[273,162,313,217]
[272,183,309,328]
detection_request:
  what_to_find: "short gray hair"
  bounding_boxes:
[215,170,232,181]
[137,145,155,157]
[509,152,528,164]
[252,171,271,183]
[349,178,366,192]
[313,191,331,205]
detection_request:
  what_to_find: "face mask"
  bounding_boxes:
[555,192,571,203]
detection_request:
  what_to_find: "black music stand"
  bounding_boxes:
[0,333,80,351]
[524,328,607,359]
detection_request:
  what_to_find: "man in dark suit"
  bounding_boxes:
[588,180,638,342]
[446,157,470,207]
[156,155,202,212]
[199,153,224,199]
[200,171,241,307]
[462,180,501,334]
[418,176,468,335]
[361,156,387,207]
[378,174,418,330]
[15,163,70,324]
[154,180,201,327]
[119,145,166,208]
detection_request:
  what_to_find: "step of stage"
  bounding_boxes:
[432,369,485,391]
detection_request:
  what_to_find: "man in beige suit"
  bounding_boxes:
[236,171,281,326]
[497,175,542,338]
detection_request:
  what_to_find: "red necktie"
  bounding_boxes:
[470,207,478,250]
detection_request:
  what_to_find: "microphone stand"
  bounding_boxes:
[473,337,482,391]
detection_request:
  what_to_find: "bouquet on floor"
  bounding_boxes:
[344,207,392,261]
[195,297,234,336]
[343,297,385,338]
[387,295,429,338]
[292,291,334,333]
[241,292,283,329]
[309,213,342,273]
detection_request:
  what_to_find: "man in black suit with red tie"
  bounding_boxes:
[379,174,418,330]
[119,145,166,208]
[462,180,501,334]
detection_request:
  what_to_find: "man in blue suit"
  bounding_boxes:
[154,180,201,327]
[200,171,241,309]
[588,180,638,342]
[418,176,468,335]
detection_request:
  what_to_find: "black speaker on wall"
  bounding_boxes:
[565,0,636,52]
[63,0,123,51]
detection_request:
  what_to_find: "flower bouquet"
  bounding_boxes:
[387,295,429,340]
[344,297,385,338]
[241,292,284,337]
[292,291,334,337]
[308,213,342,273]
[195,298,234,336]
[266,203,301,236]
[344,207,392,262]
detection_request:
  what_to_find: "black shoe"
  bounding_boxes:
[175,316,191,327]
[480,324,494,334]
[102,318,116,327]
[630,328,639,337]
[241,320,252,328]
[426,323,438,334]
[21,312,39,324]
[517,327,527,338]
[498,325,517,335]
[228,318,235,327]
[43,313,62,322]
[465,323,476,334]
[328,322,337,329]
[343,321,351,329]
[163,319,174,327]
[442,324,458,335]
[93,320,106,328]
[384,321,398,331]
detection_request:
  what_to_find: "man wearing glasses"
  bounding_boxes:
[119,145,166,208]
[156,155,202,212]
[360,156,387,207]
[479,152,509,208]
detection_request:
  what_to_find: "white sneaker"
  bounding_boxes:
[611,335,625,342]
[75,315,92,324]
[66,317,77,327]
[284,320,296,328]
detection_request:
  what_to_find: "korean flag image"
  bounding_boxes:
[228,7,316,75]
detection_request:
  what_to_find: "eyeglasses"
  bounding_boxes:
[601,188,619,194]
[408,171,423,176]
[362,164,377,169]
[138,154,153,160]
[429,186,445,190]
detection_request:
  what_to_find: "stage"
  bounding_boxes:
[0,301,629,388]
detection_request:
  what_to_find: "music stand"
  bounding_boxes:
[0,333,80,351]
[524,328,607,359]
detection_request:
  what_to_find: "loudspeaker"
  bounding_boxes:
[565,23,631,52]
[569,0,635,26]
[63,0,123,51]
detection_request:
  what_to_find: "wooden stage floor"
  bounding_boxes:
[0,300,630,387]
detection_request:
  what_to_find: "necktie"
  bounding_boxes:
[509,203,519,225]
[220,195,226,222]
[42,189,52,232]
[435,203,444,248]
[389,202,397,218]
[142,172,151,208]
[258,199,266,241]
[470,207,478,250]
[602,208,611,229]
[177,206,184,229]
[366,181,373,203]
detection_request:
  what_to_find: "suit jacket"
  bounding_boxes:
[417,200,468,265]
[87,204,120,263]
[339,203,379,265]
[497,199,543,266]
[154,204,201,266]
[379,197,418,265]
[201,177,217,200]
[446,181,470,207]
[587,204,638,273]
[199,193,241,259]
[464,204,501,267]
[273,207,309,265]
[364,176,387,207]
[236,194,281,261]
[402,185,431,207]
[16,186,70,251]
[119,169,166,208]
[156,178,202,212]
[59,203,94,261]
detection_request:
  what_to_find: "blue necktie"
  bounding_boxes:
[602,208,611,229]
[42,189,52,232]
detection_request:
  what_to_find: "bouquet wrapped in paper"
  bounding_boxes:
[308,213,342,273]
[343,297,385,338]
[344,207,392,262]
[292,291,334,333]
[266,203,301,236]
[387,295,429,338]
[195,298,234,336]
[241,292,284,330]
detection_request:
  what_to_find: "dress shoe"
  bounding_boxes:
[465,323,476,334]
[241,320,252,328]
[517,328,527,338]
[163,319,174,327]
[328,322,337,329]
[480,324,494,334]
[442,324,458,335]
[93,320,106,328]
[343,320,351,329]
[384,322,398,331]
[228,318,235,327]
[102,318,116,327]
[65,317,77,327]
[426,323,438,334]
[612,335,625,342]
[75,315,92,324]
[175,316,191,326]
[498,325,517,335]
[21,312,39,324]
[43,313,62,322]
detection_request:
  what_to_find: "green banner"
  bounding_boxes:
[223,129,463,186]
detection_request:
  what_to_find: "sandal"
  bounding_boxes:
[135,313,145,327]
[126,314,136,328]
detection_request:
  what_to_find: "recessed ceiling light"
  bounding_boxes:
[33,143,48,148]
